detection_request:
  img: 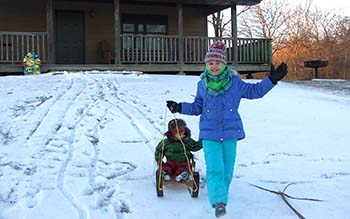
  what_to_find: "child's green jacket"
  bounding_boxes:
[154,138,202,162]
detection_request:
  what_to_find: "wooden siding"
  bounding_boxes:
[0,0,46,32]
[183,15,207,36]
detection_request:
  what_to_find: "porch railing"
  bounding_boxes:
[121,34,271,64]
[0,32,48,64]
[122,34,179,63]
[0,32,271,65]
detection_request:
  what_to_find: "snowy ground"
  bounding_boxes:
[290,79,350,96]
[0,71,349,219]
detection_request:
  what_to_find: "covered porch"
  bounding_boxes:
[0,0,270,74]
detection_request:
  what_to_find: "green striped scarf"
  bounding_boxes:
[200,65,234,96]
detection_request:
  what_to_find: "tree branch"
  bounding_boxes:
[249,183,323,219]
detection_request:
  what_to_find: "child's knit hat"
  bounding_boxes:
[166,118,191,139]
[204,40,227,65]
[168,118,187,133]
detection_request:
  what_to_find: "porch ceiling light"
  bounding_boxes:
[88,8,96,17]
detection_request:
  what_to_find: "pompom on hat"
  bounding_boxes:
[204,40,227,65]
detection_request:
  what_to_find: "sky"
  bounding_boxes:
[290,0,350,16]
[0,71,349,219]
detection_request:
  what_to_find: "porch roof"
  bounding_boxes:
[120,0,262,6]
[58,0,261,14]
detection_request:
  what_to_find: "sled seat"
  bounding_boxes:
[156,156,200,198]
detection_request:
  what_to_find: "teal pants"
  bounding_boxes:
[202,139,237,207]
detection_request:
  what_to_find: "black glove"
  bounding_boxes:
[166,100,181,113]
[269,62,288,84]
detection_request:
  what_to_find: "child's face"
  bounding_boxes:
[207,61,223,75]
[172,127,186,140]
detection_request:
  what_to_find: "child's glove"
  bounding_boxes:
[166,100,181,113]
[269,62,288,84]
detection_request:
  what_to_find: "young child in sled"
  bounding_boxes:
[154,118,202,183]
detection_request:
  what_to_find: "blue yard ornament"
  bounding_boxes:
[22,52,41,75]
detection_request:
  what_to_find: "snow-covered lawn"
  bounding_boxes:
[0,72,349,219]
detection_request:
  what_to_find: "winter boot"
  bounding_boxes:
[162,170,171,181]
[214,203,226,218]
[187,174,193,182]
[175,171,189,182]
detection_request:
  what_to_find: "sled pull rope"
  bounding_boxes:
[172,114,199,193]
[157,105,168,191]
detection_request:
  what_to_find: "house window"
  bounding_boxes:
[146,24,166,34]
[122,14,168,50]
[123,24,134,33]
[122,14,168,35]
[138,24,144,33]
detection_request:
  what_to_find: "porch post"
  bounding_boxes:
[177,3,184,68]
[114,0,121,64]
[46,0,54,64]
[231,3,238,65]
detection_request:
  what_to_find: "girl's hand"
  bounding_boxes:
[166,100,181,113]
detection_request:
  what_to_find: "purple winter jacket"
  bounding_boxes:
[180,74,275,141]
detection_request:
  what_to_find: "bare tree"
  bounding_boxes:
[238,0,292,54]
[208,7,251,37]
[331,17,350,79]
[239,0,349,80]
[276,4,316,79]
[238,0,307,79]
[208,11,227,37]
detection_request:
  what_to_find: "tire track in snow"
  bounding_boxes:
[88,76,134,218]
[86,77,109,195]
[107,77,161,153]
[3,78,71,146]
[25,77,75,144]
[105,95,154,153]
[31,80,87,165]
[28,74,98,219]
[25,76,89,158]
[93,77,154,149]
[56,74,106,219]
[0,75,92,216]
[111,77,163,135]
[31,75,90,219]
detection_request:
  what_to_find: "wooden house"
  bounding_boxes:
[0,0,271,75]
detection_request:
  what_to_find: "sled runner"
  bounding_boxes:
[156,155,200,198]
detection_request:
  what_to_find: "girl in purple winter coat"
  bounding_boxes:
[166,40,288,218]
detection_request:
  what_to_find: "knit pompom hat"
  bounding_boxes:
[204,40,227,65]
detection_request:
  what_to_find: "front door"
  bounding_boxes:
[56,11,85,64]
